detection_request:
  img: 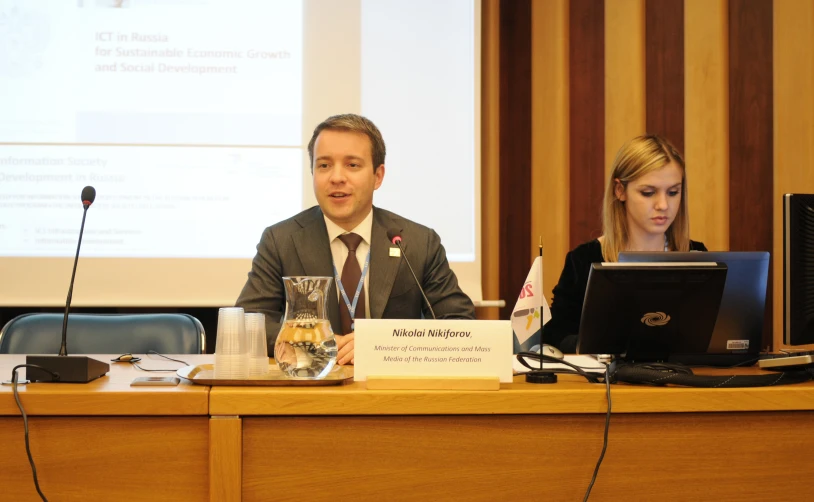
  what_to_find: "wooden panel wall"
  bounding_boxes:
[568,0,605,253]
[484,0,814,349]
[531,0,569,306]
[605,0,646,179]
[480,0,501,320]
[645,0,685,154]
[685,0,729,253]
[497,0,532,319]
[730,0,774,349]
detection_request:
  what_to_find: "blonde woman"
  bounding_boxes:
[544,135,707,352]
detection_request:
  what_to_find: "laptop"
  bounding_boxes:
[576,262,728,362]
[619,251,770,365]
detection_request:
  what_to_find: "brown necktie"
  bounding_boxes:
[338,233,366,334]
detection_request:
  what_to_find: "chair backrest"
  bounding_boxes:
[0,313,206,355]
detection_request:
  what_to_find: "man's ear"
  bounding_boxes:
[373,164,385,190]
[614,178,626,202]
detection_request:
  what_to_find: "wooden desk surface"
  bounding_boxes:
[210,365,814,416]
[0,354,211,415]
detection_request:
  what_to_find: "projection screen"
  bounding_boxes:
[0,0,482,307]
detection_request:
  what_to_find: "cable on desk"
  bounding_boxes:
[10,364,60,502]
[516,352,605,384]
[112,351,189,372]
[609,361,814,387]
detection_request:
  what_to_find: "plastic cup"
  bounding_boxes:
[245,312,269,377]
[214,307,248,379]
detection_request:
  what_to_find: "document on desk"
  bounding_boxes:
[513,354,607,375]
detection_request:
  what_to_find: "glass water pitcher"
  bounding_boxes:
[274,276,338,378]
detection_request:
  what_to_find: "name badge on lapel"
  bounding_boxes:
[389,247,401,257]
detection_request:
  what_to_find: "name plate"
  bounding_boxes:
[354,319,513,383]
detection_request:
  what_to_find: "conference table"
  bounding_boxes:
[2,355,814,501]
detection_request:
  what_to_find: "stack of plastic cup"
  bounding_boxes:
[214,307,249,379]
[245,312,269,377]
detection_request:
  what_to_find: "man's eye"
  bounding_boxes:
[349,163,360,168]
[317,163,329,169]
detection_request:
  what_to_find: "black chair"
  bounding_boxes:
[0,313,206,354]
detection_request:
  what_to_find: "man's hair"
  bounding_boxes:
[307,114,386,172]
[601,134,691,262]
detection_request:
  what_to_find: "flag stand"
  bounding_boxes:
[525,370,557,384]
[525,237,558,384]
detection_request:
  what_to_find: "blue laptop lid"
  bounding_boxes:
[619,251,770,357]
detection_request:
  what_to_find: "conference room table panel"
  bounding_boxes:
[0,416,209,501]
[0,355,211,501]
[238,411,814,502]
[210,372,814,502]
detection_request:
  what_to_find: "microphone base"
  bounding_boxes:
[525,370,558,384]
[25,355,110,383]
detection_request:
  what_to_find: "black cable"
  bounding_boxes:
[147,350,189,366]
[135,351,189,372]
[393,239,436,320]
[11,364,60,502]
[726,356,762,368]
[610,361,813,387]
[515,352,614,499]
[113,351,189,372]
[583,363,612,502]
[516,352,605,383]
[635,362,693,375]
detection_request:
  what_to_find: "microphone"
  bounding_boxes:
[26,187,110,383]
[81,185,96,209]
[387,228,436,320]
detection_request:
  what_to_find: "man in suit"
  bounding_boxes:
[236,114,475,364]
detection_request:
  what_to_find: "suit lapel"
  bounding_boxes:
[290,207,342,331]
[369,208,401,319]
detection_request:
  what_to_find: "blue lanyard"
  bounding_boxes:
[333,249,371,331]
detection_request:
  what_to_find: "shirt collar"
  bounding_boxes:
[324,209,373,245]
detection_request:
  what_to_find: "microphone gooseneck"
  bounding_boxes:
[60,186,95,356]
[387,228,436,320]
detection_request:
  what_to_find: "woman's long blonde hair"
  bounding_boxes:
[600,135,690,262]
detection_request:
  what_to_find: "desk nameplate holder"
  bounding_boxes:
[354,319,513,391]
[365,375,500,391]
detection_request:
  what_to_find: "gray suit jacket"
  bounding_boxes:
[236,206,475,354]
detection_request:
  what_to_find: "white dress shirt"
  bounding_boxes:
[324,209,373,319]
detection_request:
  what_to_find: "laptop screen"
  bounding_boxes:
[576,262,728,362]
